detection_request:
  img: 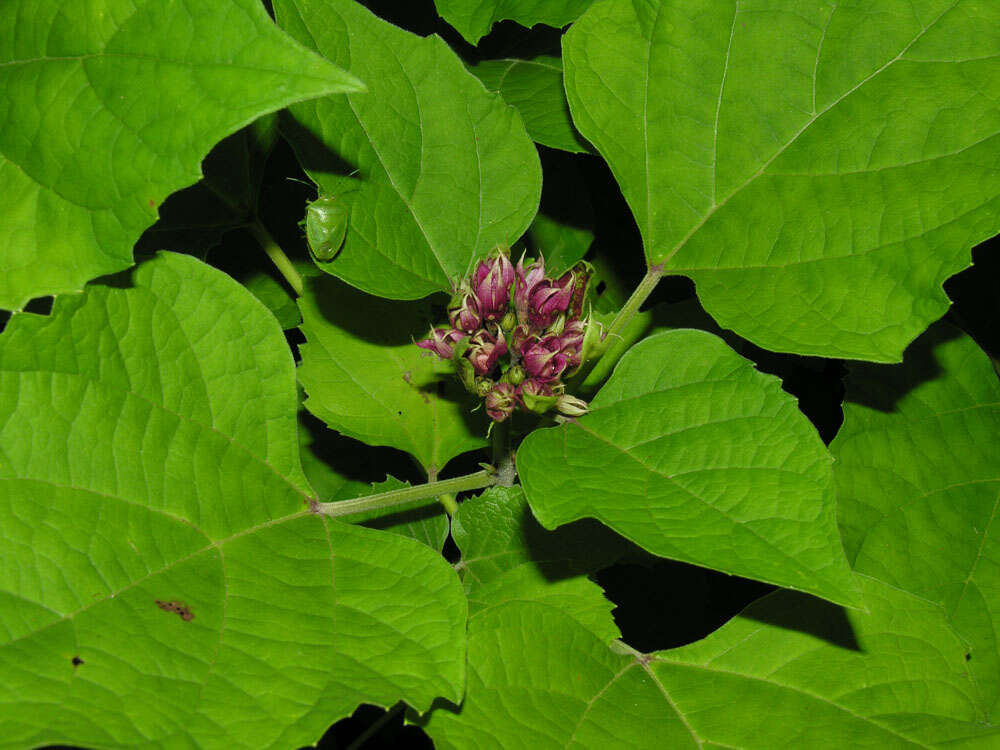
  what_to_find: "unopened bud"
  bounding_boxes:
[556,394,589,418]
[500,310,517,332]
[456,357,477,393]
[474,377,495,397]
[485,383,517,422]
[501,365,525,386]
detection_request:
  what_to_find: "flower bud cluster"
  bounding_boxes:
[418,247,595,422]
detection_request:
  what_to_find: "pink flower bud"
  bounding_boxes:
[510,323,532,356]
[485,382,517,422]
[521,335,570,383]
[466,326,508,376]
[514,253,547,324]
[417,328,466,360]
[472,249,515,321]
[527,278,573,329]
[448,290,481,333]
[555,319,586,371]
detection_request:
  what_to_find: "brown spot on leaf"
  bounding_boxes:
[155,599,194,621]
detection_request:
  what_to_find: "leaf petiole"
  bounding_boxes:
[249,220,304,296]
[311,469,498,519]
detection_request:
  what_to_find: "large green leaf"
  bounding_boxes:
[833,323,1000,720]
[471,57,590,153]
[435,0,594,45]
[422,577,997,748]
[452,487,626,590]
[0,252,466,748]
[518,329,860,608]
[298,274,488,474]
[0,0,362,311]
[137,117,280,258]
[275,0,541,300]
[563,0,1000,361]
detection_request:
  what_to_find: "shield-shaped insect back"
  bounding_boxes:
[304,193,350,262]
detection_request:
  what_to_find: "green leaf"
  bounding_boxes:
[452,486,627,589]
[0,252,466,748]
[0,0,362,310]
[275,0,541,299]
[334,476,451,552]
[518,329,861,608]
[524,212,593,274]
[563,0,1000,361]
[471,57,590,153]
[466,564,620,643]
[297,274,488,474]
[243,271,301,330]
[435,0,595,45]
[422,577,998,749]
[833,323,1000,719]
[137,118,280,257]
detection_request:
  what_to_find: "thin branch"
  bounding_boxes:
[312,469,497,519]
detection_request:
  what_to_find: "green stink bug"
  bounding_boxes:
[304,194,349,262]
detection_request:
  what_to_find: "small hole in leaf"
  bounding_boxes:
[397,411,403,416]
[71,656,84,667]
[966,653,972,662]
[595,280,607,295]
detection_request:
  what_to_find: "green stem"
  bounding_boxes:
[491,417,516,487]
[249,221,303,296]
[599,263,663,353]
[436,492,460,515]
[569,264,664,390]
[312,469,496,519]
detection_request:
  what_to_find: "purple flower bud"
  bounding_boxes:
[472,249,515,321]
[510,323,533,358]
[521,336,570,383]
[466,326,508,376]
[485,382,517,422]
[556,394,589,417]
[514,253,547,324]
[448,290,481,333]
[417,328,466,360]
[556,319,586,371]
[527,278,573,329]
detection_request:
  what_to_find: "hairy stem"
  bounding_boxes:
[312,469,497,518]
[250,221,304,296]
